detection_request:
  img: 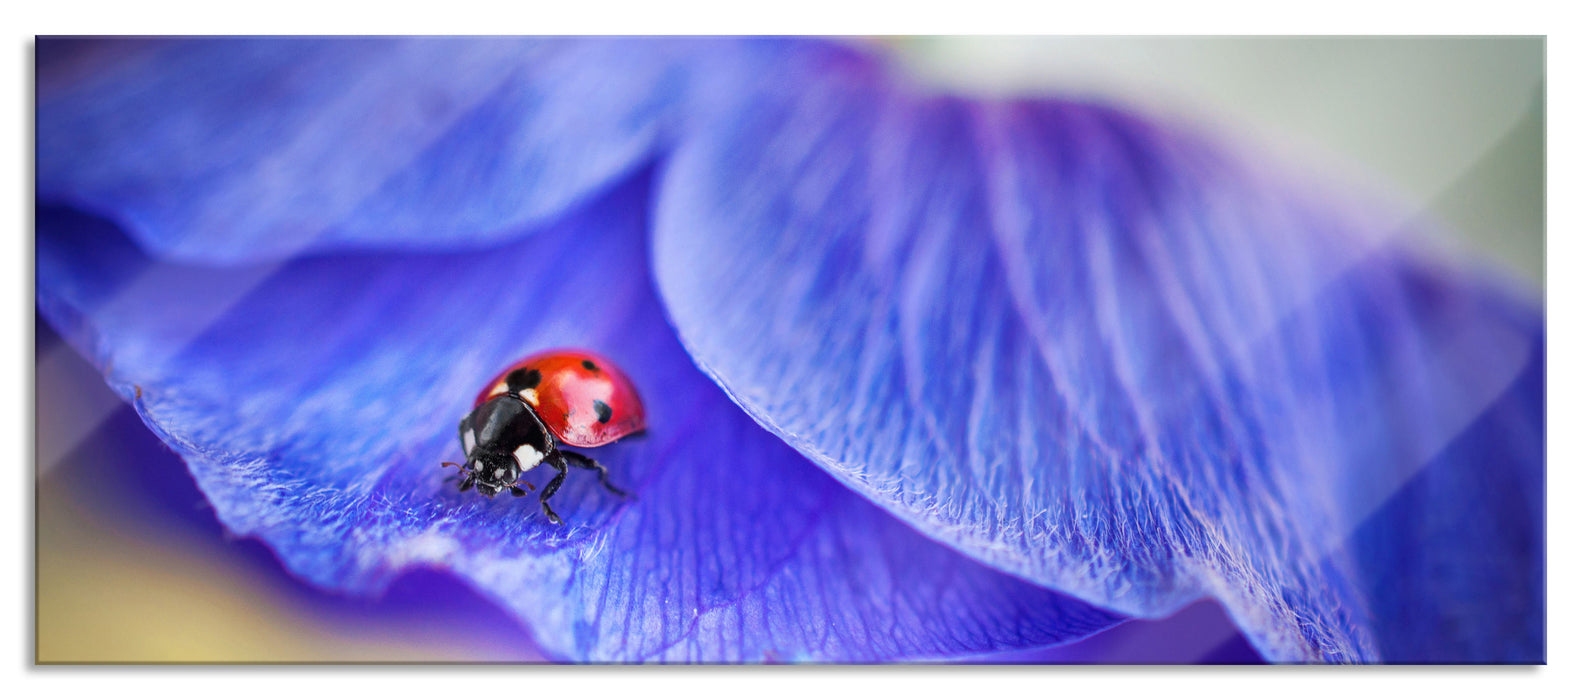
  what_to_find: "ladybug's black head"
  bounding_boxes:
[468,451,521,497]
[456,395,555,498]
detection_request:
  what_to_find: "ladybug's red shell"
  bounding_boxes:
[476,349,645,448]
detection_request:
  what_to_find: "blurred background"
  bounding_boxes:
[34,36,1543,663]
[893,36,1544,290]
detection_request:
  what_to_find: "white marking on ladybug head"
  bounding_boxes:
[513,443,545,469]
[519,388,539,406]
[462,428,477,456]
[493,468,505,479]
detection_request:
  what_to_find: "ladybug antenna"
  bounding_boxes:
[442,461,466,471]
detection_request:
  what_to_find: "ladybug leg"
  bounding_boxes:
[560,450,629,499]
[538,458,568,526]
[457,473,475,493]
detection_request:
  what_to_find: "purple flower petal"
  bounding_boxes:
[651,42,1544,662]
[38,37,694,264]
[36,177,1124,662]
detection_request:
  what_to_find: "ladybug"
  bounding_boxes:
[445,349,643,524]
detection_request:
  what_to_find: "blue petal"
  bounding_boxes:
[37,37,695,264]
[36,177,1124,662]
[651,43,1544,662]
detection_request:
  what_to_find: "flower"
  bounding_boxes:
[35,37,1543,663]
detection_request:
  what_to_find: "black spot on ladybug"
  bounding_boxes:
[593,399,613,424]
[582,360,599,372]
[507,368,541,392]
